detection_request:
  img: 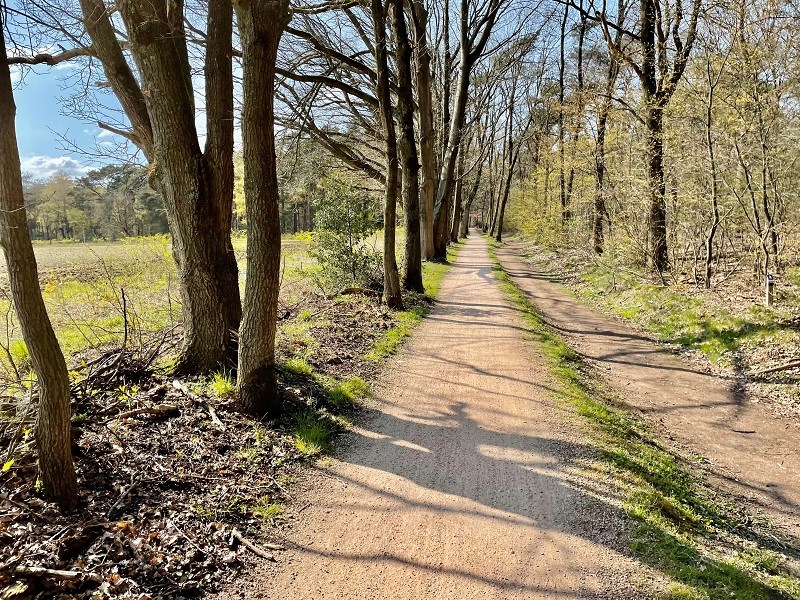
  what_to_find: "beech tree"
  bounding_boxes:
[0,22,77,510]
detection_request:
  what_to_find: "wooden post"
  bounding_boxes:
[765,273,775,307]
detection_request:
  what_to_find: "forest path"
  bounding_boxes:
[219,234,647,599]
[495,240,800,538]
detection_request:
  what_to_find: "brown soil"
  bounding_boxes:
[495,240,800,539]
[218,235,650,599]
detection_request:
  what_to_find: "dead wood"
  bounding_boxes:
[13,565,102,583]
[172,380,226,430]
[230,528,276,561]
[752,360,800,376]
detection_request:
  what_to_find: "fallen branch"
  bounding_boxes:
[109,477,143,518]
[107,404,180,423]
[230,528,276,561]
[752,359,800,376]
[13,565,102,583]
[172,380,226,430]
[336,287,380,298]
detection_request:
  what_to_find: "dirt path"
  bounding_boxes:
[495,240,800,538]
[220,235,648,599]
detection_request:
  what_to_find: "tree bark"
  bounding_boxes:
[0,34,77,510]
[392,0,424,293]
[371,0,403,308]
[450,148,466,242]
[84,0,241,374]
[234,0,290,417]
[410,0,437,261]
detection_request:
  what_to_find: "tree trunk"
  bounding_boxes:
[392,0,424,293]
[371,0,403,308]
[84,0,241,374]
[558,3,570,224]
[450,149,466,242]
[703,64,720,288]
[646,104,668,272]
[411,0,436,261]
[205,0,242,354]
[0,35,77,511]
[234,0,289,417]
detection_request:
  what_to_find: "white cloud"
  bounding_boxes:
[10,66,21,86]
[20,155,91,180]
[97,128,117,139]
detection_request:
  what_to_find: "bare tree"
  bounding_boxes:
[0,22,77,510]
[371,0,403,308]
[81,0,241,373]
[234,0,291,416]
[392,0,424,292]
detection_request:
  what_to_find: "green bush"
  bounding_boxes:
[310,174,382,293]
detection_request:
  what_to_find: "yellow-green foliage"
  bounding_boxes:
[207,372,235,398]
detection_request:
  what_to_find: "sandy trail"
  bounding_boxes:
[495,240,800,537]
[220,234,643,599]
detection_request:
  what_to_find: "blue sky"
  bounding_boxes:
[12,60,127,180]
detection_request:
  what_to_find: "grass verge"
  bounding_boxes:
[489,240,800,600]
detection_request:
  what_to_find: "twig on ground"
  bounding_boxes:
[172,380,226,430]
[230,528,277,560]
[13,565,102,583]
[752,359,800,376]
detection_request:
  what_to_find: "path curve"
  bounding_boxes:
[219,235,645,599]
[495,240,800,537]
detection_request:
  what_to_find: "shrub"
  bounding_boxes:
[310,174,382,293]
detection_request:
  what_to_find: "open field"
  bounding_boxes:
[0,235,320,378]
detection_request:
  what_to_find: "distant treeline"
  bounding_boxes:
[22,164,168,241]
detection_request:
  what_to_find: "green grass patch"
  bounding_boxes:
[321,375,370,408]
[283,357,314,376]
[292,410,339,457]
[207,371,235,398]
[252,496,284,520]
[576,262,786,365]
[488,241,800,599]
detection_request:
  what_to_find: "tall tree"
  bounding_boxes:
[392,0,424,292]
[432,0,502,259]
[234,0,291,416]
[81,0,241,373]
[0,21,77,510]
[371,0,403,308]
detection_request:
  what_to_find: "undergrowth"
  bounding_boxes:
[574,261,792,365]
[489,240,800,600]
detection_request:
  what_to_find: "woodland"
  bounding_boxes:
[2,0,800,594]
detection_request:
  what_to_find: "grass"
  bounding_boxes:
[365,242,462,362]
[292,410,339,457]
[207,372,235,398]
[252,496,284,521]
[575,261,790,365]
[488,240,800,599]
